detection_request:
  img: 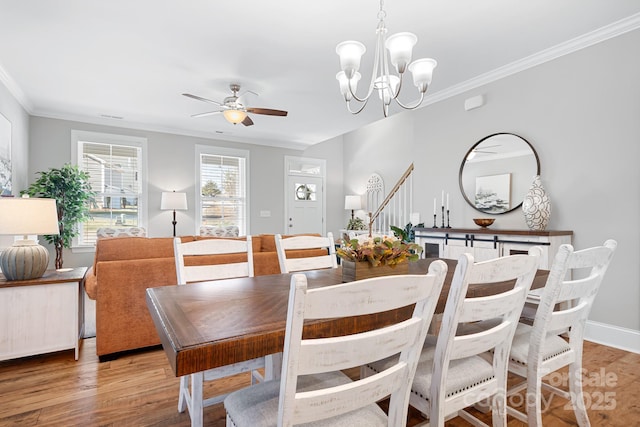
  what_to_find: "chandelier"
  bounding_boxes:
[335,0,437,117]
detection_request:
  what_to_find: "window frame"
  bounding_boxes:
[196,144,250,235]
[71,130,148,250]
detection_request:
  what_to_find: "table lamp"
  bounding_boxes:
[161,191,188,237]
[344,195,362,220]
[0,197,60,281]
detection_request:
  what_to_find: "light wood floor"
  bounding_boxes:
[0,338,637,426]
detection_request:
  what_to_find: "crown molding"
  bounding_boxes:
[422,12,640,108]
[0,63,33,113]
[30,109,310,151]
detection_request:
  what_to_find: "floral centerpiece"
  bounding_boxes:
[337,235,423,281]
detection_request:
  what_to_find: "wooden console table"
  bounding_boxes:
[0,267,88,361]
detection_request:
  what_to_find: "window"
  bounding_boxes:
[72,131,147,247]
[197,145,249,235]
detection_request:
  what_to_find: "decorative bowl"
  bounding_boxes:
[473,218,495,228]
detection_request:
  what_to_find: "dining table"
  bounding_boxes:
[146,258,548,378]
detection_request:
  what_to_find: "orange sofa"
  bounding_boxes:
[84,234,324,359]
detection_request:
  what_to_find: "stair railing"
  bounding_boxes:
[368,163,414,237]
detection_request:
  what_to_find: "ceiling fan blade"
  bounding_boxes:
[246,107,288,117]
[182,93,223,106]
[191,111,222,118]
[241,115,254,126]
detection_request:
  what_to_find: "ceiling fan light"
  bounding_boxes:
[408,58,437,93]
[385,32,417,73]
[336,71,361,101]
[223,109,247,125]
[336,41,366,79]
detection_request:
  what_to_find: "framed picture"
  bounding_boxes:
[475,173,511,213]
[0,113,10,196]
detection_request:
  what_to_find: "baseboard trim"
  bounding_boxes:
[585,320,640,354]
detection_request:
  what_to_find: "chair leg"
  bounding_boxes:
[527,376,544,427]
[189,372,204,427]
[178,375,189,413]
[491,393,507,427]
[569,361,591,427]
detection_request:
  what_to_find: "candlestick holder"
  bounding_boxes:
[441,206,445,228]
[432,213,438,228]
[446,209,451,228]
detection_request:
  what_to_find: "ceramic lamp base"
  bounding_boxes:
[0,240,49,281]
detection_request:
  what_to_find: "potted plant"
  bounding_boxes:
[22,164,94,270]
[390,221,425,244]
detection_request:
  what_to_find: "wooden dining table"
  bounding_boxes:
[146,258,548,378]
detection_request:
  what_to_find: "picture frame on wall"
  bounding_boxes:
[0,113,10,196]
[475,173,511,213]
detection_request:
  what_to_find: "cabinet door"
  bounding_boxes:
[502,242,550,269]
[444,239,498,261]
[415,236,444,258]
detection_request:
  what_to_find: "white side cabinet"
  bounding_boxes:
[0,267,87,361]
[414,228,572,269]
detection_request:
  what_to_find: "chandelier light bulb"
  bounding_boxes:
[374,75,400,104]
[408,58,438,93]
[336,41,366,79]
[385,32,417,73]
[336,71,361,101]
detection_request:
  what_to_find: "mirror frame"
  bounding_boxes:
[458,133,540,215]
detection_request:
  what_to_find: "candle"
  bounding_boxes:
[447,193,449,210]
[433,198,436,215]
[441,190,444,207]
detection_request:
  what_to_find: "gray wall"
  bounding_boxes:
[334,29,640,332]
[27,117,348,267]
[0,79,29,248]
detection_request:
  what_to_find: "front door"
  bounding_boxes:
[286,175,323,235]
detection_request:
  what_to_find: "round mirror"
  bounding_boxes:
[459,133,540,214]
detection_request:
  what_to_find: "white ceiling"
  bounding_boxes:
[1,1,639,150]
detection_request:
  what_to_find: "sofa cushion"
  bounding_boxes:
[96,226,147,239]
[199,225,239,237]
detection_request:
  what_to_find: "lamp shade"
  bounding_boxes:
[0,197,59,281]
[160,192,188,211]
[344,195,362,210]
[0,197,60,236]
[408,58,437,93]
[385,32,417,73]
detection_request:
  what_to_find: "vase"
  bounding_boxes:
[342,260,409,282]
[522,175,551,231]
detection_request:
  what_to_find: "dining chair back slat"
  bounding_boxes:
[175,237,254,283]
[275,232,337,273]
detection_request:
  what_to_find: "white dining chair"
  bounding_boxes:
[173,236,265,427]
[275,232,337,273]
[505,240,617,426]
[364,248,541,427]
[224,260,449,427]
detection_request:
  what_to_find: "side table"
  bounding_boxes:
[0,267,88,361]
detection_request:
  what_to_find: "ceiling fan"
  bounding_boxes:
[183,83,288,126]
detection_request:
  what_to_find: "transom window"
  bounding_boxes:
[197,145,249,235]
[72,131,147,247]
